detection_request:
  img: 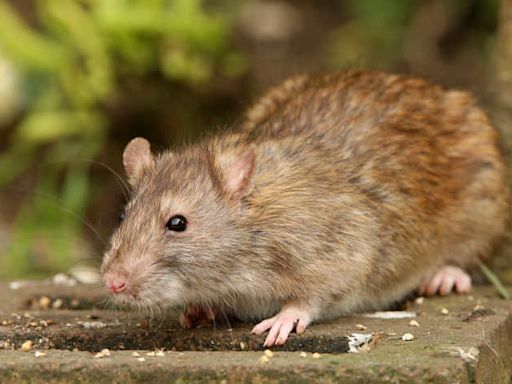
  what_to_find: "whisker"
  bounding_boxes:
[7,186,107,246]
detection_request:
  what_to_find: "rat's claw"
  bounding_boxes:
[252,305,312,347]
[419,266,471,297]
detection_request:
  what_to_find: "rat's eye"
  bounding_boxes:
[166,215,187,232]
[119,211,126,223]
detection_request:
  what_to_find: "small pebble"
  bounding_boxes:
[264,349,274,358]
[401,333,414,341]
[137,357,146,362]
[259,355,270,364]
[408,320,420,327]
[441,308,449,315]
[299,351,307,358]
[34,351,46,358]
[21,340,33,352]
[355,324,367,331]
[312,352,321,359]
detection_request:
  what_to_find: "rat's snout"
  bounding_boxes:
[103,270,129,295]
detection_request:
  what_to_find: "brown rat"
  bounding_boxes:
[101,70,509,347]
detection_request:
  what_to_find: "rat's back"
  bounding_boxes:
[238,70,508,314]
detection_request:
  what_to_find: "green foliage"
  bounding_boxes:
[329,0,498,69]
[0,0,244,277]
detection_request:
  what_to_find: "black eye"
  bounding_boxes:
[166,215,187,232]
[119,211,126,223]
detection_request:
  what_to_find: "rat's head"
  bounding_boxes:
[101,137,256,310]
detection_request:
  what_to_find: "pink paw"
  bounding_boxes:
[251,305,311,347]
[179,304,217,329]
[418,266,472,297]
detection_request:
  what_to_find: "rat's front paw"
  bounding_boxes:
[251,304,312,347]
[179,304,217,329]
[418,266,471,296]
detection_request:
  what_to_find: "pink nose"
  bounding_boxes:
[109,281,126,294]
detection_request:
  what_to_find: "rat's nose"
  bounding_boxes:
[109,281,126,293]
[104,271,128,294]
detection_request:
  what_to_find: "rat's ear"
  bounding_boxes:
[222,148,256,197]
[123,137,155,186]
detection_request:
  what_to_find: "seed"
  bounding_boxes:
[312,352,321,359]
[356,324,367,330]
[299,351,307,358]
[259,355,270,364]
[155,351,165,357]
[52,299,63,309]
[131,352,140,357]
[402,333,414,341]
[137,357,145,362]
[264,349,274,358]
[441,308,449,315]
[408,320,420,327]
[21,340,33,352]
[94,349,111,358]
[34,351,46,358]
[38,296,51,309]
[239,341,246,350]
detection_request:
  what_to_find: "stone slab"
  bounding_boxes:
[0,282,510,383]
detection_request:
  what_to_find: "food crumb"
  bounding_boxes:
[401,333,414,341]
[259,355,270,364]
[299,351,307,358]
[264,349,274,358]
[355,324,367,331]
[131,352,140,357]
[34,351,46,358]
[38,296,51,310]
[94,349,111,358]
[312,352,321,359]
[52,299,63,309]
[441,308,449,315]
[21,340,33,352]
[415,297,424,305]
[137,357,145,362]
[408,320,420,327]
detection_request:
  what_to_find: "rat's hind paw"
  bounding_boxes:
[418,266,471,297]
[179,304,217,329]
[251,304,312,347]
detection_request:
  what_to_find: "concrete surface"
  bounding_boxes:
[0,281,511,383]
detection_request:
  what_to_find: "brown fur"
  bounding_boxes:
[102,70,509,322]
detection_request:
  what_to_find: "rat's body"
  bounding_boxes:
[102,71,509,346]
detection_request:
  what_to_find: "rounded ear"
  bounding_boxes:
[223,148,256,197]
[123,137,155,186]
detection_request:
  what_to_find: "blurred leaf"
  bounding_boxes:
[0,2,69,71]
[15,110,105,144]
